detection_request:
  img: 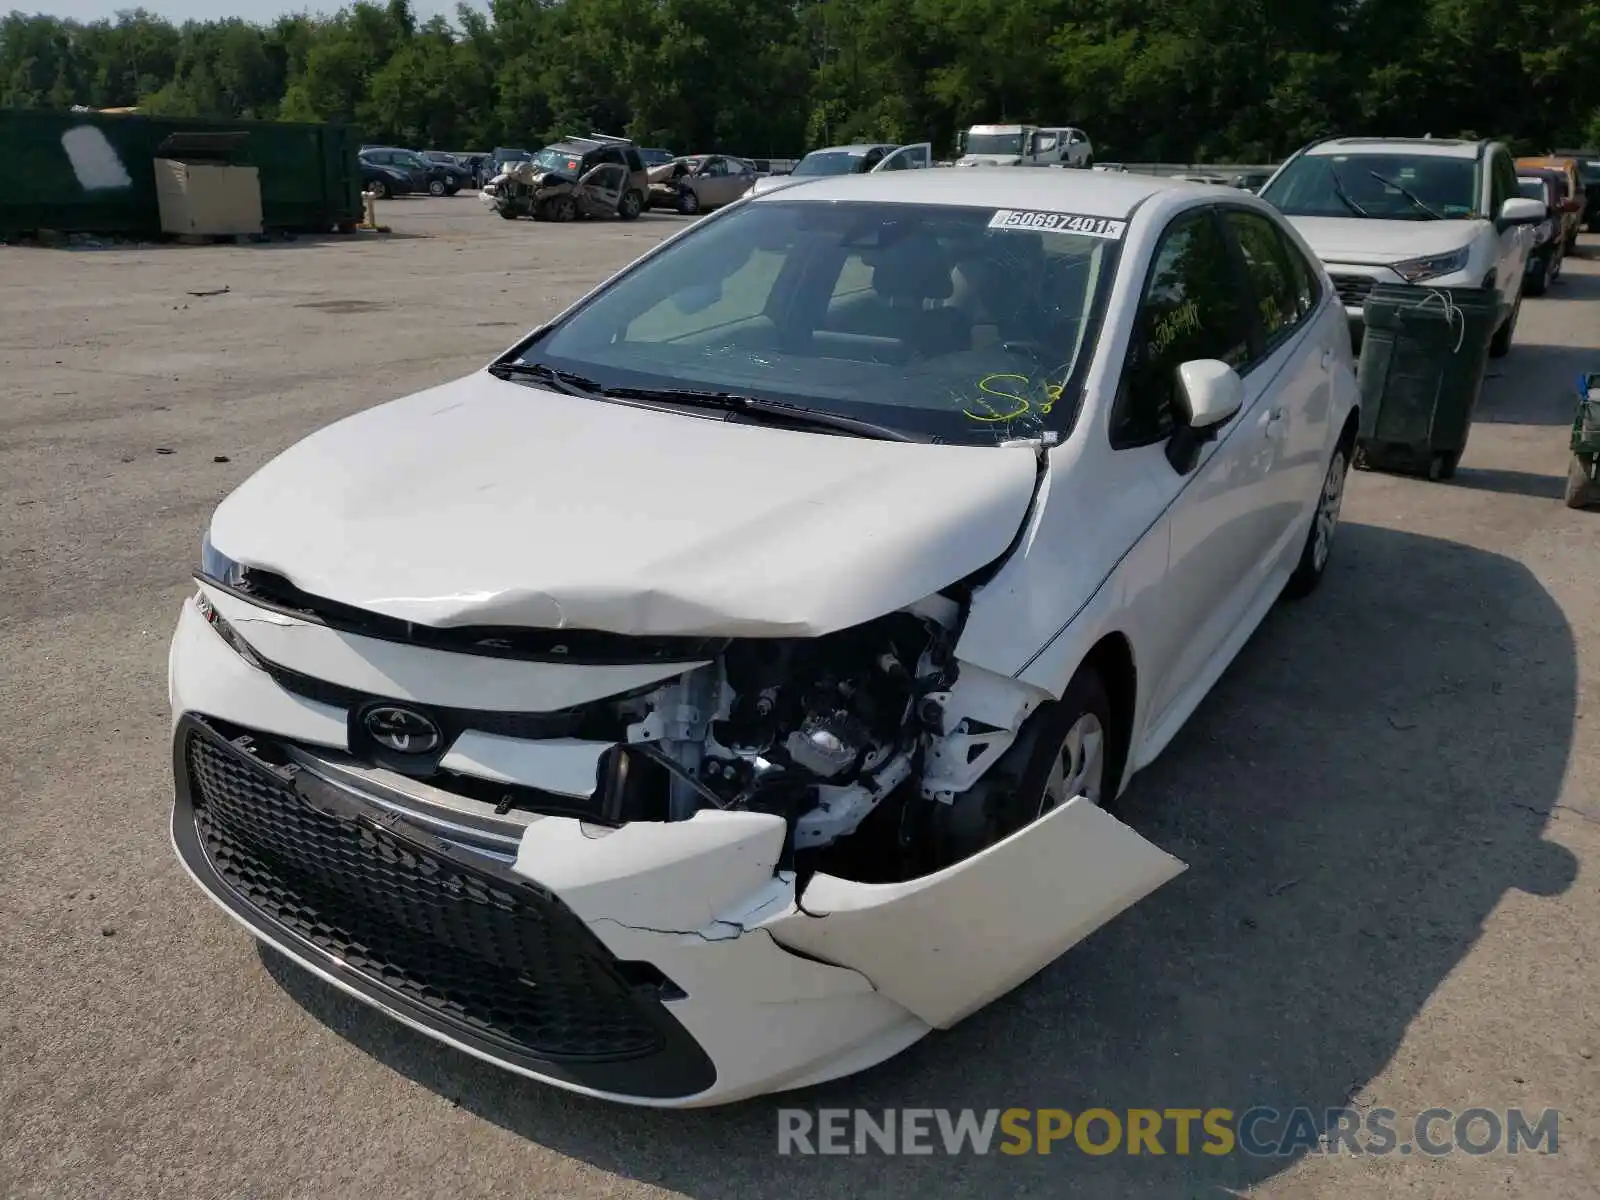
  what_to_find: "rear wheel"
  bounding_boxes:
[498,207,520,220]
[368,178,390,199]
[1284,440,1350,598]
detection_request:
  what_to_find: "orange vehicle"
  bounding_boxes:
[1516,156,1586,248]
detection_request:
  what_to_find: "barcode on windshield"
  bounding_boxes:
[988,210,1127,238]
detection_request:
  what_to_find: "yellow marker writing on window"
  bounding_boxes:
[965,374,1033,422]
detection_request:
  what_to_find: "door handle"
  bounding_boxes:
[1263,407,1287,439]
[1320,348,1336,370]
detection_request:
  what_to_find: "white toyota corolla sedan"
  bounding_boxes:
[170,168,1359,1107]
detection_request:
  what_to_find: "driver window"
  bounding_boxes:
[1035,134,1058,154]
[703,157,728,176]
[1111,209,1251,449]
[861,150,884,171]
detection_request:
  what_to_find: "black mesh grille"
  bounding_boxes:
[1330,273,1378,308]
[185,727,665,1062]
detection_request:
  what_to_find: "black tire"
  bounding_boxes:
[498,207,520,220]
[1284,439,1351,599]
[1489,295,1519,358]
[549,195,577,222]
[368,178,390,200]
[1524,254,1550,297]
[676,187,700,216]
[428,178,446,197]
[618,190,644,220]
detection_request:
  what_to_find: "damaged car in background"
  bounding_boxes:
[482,135,650,222]
[170,168,1359,1107]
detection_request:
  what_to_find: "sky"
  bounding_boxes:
[19,0,489,23]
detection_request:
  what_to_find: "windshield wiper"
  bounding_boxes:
[487,359,602,397]
[602,386,922,442]
[1368,170,1444,220]
[1327,167,1370,218]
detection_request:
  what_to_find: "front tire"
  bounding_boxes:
[428,179,447,197]
[368,178,390,200]
[618,190,644,220]
[1284,440,1350,599]
[676,187,701,216]
[1489,294,1520,358]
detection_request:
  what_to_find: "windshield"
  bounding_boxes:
[792,151,870,177]
[1261,153,1479,219]
[507,200,1120,445]
[531,148,584,175]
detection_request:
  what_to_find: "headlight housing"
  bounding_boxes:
[199,530,245,587]
[1391,246,1471,283]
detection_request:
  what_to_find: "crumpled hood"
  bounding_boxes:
[1283,216,1478,265]
[208,373,1041,638]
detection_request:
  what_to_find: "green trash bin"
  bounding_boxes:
[1355,283,1500,481]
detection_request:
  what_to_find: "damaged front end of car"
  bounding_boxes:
[172,447,1184,1104]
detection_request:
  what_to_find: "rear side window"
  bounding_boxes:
[1274,225,1323,321]
[1223,209,1301,353]
[1112,208,1251,448]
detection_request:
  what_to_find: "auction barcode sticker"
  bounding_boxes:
[988,210,1128,238]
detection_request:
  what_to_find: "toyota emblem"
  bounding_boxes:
[362,704,442,754]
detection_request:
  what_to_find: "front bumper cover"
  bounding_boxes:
[170,714,718,1099]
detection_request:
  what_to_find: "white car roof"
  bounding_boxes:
[746,166,1204,218]
[1305,137,1484,160]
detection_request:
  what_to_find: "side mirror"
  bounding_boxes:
[1498,196,1547,228]
[1165,360,1244,474]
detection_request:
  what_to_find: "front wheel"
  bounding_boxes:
[617,190,644,220]
[1488,295,1520,358]
[368,178,390,200]
[1284,441,1350,599]
[428,179,447,197]
[676,187,701,216]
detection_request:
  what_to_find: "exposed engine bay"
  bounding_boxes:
[588,591,1049,881]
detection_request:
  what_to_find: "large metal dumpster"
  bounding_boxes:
[0,108,362,237]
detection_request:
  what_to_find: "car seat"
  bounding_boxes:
[866,240,972,357]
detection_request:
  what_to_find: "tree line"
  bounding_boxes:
[3,0,1599,162]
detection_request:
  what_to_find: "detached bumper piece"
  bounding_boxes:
[171,715,716,1099]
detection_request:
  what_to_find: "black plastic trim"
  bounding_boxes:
[171,715,717,1099]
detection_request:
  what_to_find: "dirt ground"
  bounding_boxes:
[2,195,1597,1199]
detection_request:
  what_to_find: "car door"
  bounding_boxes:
[1111,205,1292,736]
[870,143,933,172]
[576,163,626,217]
[1219,205,1335,543]
[1487,149,1530,307]
[698,157,736,206]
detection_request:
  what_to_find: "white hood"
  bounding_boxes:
[956,156,1021,168]
[1283,216,1477,266]
[209,373,1040,639]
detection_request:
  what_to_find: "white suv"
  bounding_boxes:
[1258,137,1547,357]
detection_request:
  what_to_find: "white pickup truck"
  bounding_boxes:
[955,124,1093,169]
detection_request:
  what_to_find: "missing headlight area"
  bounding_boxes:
[579,593,1051,885]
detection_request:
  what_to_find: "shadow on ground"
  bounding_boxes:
[265,522,1578,1198]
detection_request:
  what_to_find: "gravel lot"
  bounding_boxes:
[3,196,1597,1199]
